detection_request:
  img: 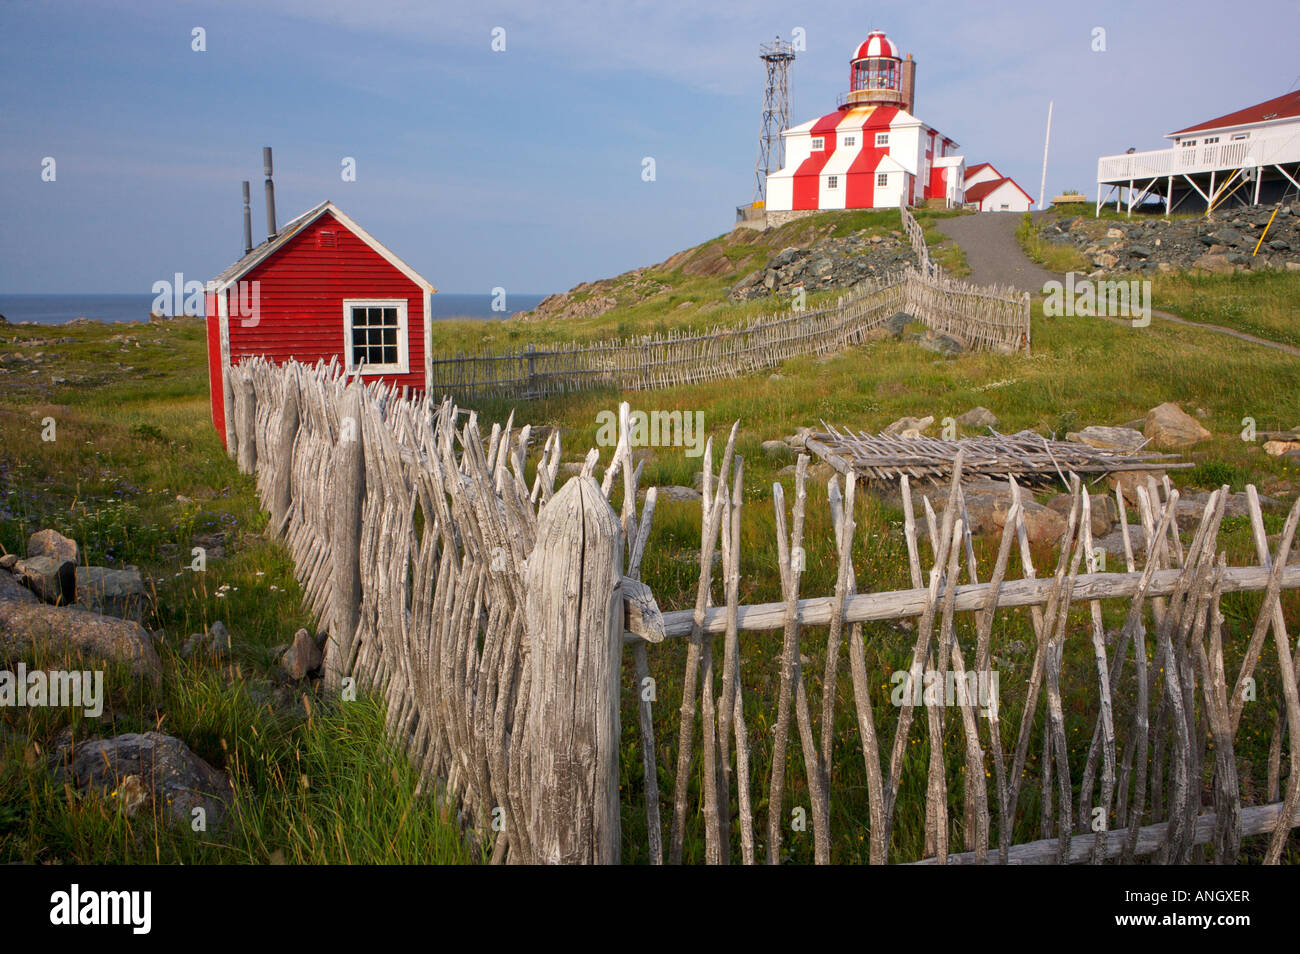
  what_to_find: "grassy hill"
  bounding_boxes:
[2,213,1299,864]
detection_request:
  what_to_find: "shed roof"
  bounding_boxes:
[206,201,436,294]
[965,176,1033,204]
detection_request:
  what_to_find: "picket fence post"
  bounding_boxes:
[523,475,624,863]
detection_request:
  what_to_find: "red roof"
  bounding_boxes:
[965,176,1033,204]
[964,162,999,180]
[1168,90,1300,136]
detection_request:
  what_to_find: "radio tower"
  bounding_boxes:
[753,37,795,205]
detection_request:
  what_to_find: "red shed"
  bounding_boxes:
[204,200,436,448]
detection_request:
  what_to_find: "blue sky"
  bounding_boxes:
[1,0,1297,295]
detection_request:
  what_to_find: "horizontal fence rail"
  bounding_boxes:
[225,358,1299,865]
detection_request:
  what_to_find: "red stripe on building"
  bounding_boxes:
[792,112,846,209]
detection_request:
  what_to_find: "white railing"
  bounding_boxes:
[1097,125,1300,183]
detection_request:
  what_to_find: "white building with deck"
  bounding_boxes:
[1096,90,1300,216]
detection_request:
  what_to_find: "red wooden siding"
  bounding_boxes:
[225,211,425,396]
[205,292,226,445]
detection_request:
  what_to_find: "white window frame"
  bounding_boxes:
[343,298,409,375]
[875,132,889,146]
[1203,136,1219,144]
[827,175,839,189]
[842,135,856,147]
[1181,139,1197,147]
[876,172,889,186]
[811,136,825,150]
[1231,132,1250,141]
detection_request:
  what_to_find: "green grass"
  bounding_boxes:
[1017,211,1090,274]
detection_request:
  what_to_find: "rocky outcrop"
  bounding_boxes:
[729,230,917,301]
[1037,203,1300,275]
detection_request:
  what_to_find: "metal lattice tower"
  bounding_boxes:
[753,37,795,205]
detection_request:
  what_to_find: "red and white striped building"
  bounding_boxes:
[766,30,968,212]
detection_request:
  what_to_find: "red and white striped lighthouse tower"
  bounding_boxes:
[765,29,967,213]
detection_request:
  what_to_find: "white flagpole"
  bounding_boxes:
[1038,99,1053,210]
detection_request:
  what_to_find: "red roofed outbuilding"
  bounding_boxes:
[204,200,435,449]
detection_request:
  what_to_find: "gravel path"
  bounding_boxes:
[935,211,1300,356]
[934,212,1059,293]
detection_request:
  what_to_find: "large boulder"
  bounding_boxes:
[1144,403,1211,450]
[1066,425,1146,453]
[75,566,147,622]
[14,555,76,604]
[56,732,233,830]
[0,601,161,682]
[27,528,79,565]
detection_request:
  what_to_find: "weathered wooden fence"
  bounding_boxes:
[226,358,1300,864]
[428,271,1029,401]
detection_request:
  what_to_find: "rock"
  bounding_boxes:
[1096,526,1149,561]
[281,628,323,680]
[956,407,998,430]
[56,731,232,830]
[0,601,162,681]
[655,485,702,502]
[762,440,796,461]
[183,620,232,659]
[14,555,76,604]
[1106,470,1166,506]
[1263,439,1300,457]
[1193,253,1234,273]
[927,480,1066,547]
[783,427,813,449]
[1045,493,1116,537]
[882,415,935,438]
[1129,245,1154,259]
[1066,425,1146,453]
[0,553,18,571]
[0,568,39,605]
[1144,402,1211,450]
[1173,491,1277,531]
[27,528,78,565]
[75,566,147,622]
[1093,252,1118,269]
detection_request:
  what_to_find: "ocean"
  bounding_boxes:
[0,293,549,326]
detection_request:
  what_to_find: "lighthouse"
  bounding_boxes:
[764,30,968,218]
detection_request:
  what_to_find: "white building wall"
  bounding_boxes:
[978,180,1033,212]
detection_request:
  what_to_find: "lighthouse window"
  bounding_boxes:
[811,137,825,150]
[843,135,856,147]
[877,173,889,186]
[1231,133,1250,141]
[827,176,839,189]
[876,133,889,146]
[343,299,408,374]
[1202,136,1219,144]
[1180,140,1197,148]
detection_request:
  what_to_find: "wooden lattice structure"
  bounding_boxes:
[805,425,1190,487]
